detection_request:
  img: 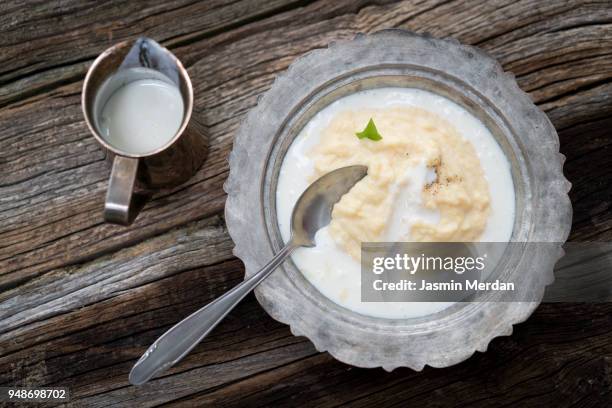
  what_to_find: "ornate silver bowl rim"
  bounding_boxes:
[224,30,572,370]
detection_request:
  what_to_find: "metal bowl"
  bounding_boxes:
[224,30,572,370]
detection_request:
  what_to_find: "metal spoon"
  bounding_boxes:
[129,165,368,385]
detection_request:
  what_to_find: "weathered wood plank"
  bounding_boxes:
[0,0,308,106]
[0,216,232,332]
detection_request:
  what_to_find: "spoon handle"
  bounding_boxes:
[129,241,297,385]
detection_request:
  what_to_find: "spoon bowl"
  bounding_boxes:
[291,165,367,247]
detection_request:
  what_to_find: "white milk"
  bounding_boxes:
[97,78,184,155]
[276,87,515,319]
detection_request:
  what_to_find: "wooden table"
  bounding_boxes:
[1,1,611,406]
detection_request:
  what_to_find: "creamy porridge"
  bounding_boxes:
[276,88,515,319]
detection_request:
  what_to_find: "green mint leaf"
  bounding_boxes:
[355,118,382,141]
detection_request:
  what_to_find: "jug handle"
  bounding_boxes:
[104,155,147,225]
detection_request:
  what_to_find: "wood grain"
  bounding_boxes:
[1,0,611,406]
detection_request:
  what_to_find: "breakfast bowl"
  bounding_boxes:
[224,30,572,370]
